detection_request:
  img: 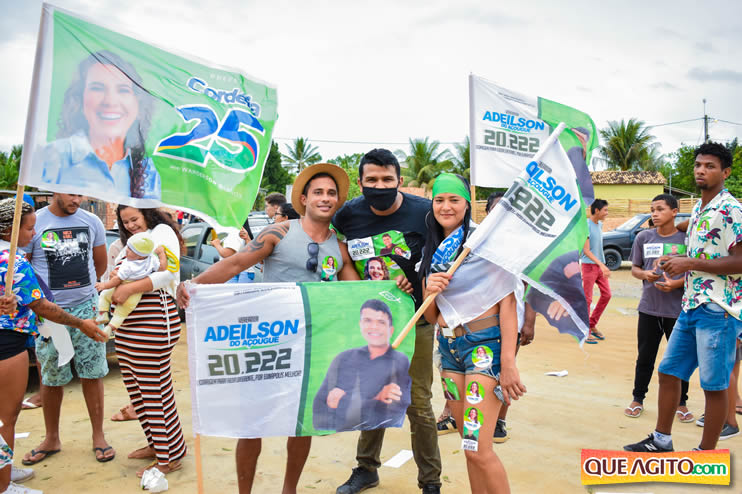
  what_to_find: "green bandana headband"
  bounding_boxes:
[432,173,470,201]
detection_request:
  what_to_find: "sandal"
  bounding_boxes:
[136,460,183,478]
[590,328,605,340]
[624,404,643,418]
[111,404,138,422]
[93,446,116,463]
[585,336,599,344]
[676,408,695,423]
[436,416,457,435]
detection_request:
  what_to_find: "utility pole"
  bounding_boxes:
[703,98,709,142]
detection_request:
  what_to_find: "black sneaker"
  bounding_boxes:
[719,423,740,441]
[421,485,441,494]
[623,434,673,453]
[696,414,705,427]
[436,416,457,435]
[493,419,508,443]
[336,467,379,494]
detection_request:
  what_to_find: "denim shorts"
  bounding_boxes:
[437,324,502,379]
[658,303,738,391]
[36,297,108,386]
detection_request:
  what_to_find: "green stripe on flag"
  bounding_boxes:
[295,283,313,437]
[524,195,585,274]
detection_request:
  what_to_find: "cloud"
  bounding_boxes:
[576,86,592,92]
[650,81,679,90]
[688,67,742,84]
[694,41,715,53]
[656,27,685,39]
[416,6,525,29]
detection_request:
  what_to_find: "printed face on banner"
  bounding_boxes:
[462,406,482,451]
[349,230,411,281]
[22,6,278,227]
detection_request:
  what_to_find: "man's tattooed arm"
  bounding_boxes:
[28,299,107,341]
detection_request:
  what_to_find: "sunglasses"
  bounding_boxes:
[306,242,319,272]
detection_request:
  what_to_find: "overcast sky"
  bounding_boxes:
[1,0,740,165]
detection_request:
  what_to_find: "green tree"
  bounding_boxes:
[447,137,470,180]
[666,144,697,194]
[260,141,294,202]
[724,145,742,198]
[395,137,451,190]
[599,119,663,171]
[0,145,22,189]
[328,153,363,200]
[282,137,321,172]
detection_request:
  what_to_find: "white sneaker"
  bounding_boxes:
[10,467,34,483]
[1,481,43,494]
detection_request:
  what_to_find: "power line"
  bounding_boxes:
[716,119,742,126]
[272,136,463,145]
[646,117,704,128]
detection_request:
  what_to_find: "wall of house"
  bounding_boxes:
[592,184,664,202]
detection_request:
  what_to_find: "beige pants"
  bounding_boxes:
[98,284,143,328]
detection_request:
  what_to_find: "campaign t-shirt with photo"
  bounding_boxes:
[629,228,687,319]
[332,192,430,307]
[25,206,106,308]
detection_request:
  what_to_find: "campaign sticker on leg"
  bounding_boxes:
[441,377,460,400]
[466,381,484,404]
[462,407,482,452]
[472,346,493,369]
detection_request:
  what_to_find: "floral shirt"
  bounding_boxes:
[0,249,45,335]
[682,189,742,320]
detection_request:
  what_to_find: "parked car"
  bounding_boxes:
[180,222,262,282]
[601,213,690,270]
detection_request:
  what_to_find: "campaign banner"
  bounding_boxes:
[469,74,596,204]
[186,281,416,438]
[19,4,277,227]
[581,449,731,485]
[465,124,590,342]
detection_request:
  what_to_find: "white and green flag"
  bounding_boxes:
[465,124,590,343]
[19,4,277,227]
[186,281,416,438]
[469,74,596,204]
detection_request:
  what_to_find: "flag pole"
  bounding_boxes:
[393,122,568,348]
[392,247,470,349]
[195,433,204,494]
[4,184,27,294]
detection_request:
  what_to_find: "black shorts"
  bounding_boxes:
[0,329,29,361]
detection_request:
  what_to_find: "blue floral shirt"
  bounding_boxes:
[682,189,742,320]
[40,132,161,200]
[0,249,46,335]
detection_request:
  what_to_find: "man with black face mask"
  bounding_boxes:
[332,149,441,494]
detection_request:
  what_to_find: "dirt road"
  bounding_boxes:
[13,267,740,492]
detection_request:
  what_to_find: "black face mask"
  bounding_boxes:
[362,186,398,211]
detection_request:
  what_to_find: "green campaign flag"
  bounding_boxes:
[186,281,416,437]
[469,74,596,205]
[19,4,278,227]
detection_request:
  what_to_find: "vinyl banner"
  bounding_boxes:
[20,4,278,227]
[186,281,416,438]
[469,74,596,204]
[465,125,590,343]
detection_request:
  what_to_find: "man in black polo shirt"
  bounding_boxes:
[332,149,441,494]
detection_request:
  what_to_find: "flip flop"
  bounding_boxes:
[22,448,61,465]
[624,405,643,418]
[585,336,599,344]
[21,399,40,410]
[93,446,116,463]
[590,329,605,340]
[676,409,695,423]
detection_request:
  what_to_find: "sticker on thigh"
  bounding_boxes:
[466,381,483,404]
[462,407,482,452]
[441,377,461,400]
[472,345,493,369]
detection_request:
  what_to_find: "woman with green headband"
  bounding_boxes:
[419,173,525,493]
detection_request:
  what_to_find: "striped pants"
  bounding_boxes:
[114,291,187,466]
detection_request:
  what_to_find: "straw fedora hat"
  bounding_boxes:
[291,163,349,216]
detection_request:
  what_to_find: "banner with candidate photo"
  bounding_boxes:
[342,230,414,282]
[19,4,277,228]
[469,74,597,204]
[464,125,590,343]
[186,281,416,438]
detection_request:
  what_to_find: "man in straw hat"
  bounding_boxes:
[178,163,361,494]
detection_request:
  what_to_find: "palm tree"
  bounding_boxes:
[0,145,22,189]
[448,137,470,180]
[396,137,451,190]
[282,137,321,172]
[599,119,662,171]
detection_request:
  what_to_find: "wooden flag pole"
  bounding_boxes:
[392,246,470,349]
[195,433,204,494]
[4,184,27,294]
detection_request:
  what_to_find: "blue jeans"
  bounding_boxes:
[658,303,738,391]
[437,324,502,378]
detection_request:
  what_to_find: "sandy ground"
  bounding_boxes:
[12,266,741,493]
